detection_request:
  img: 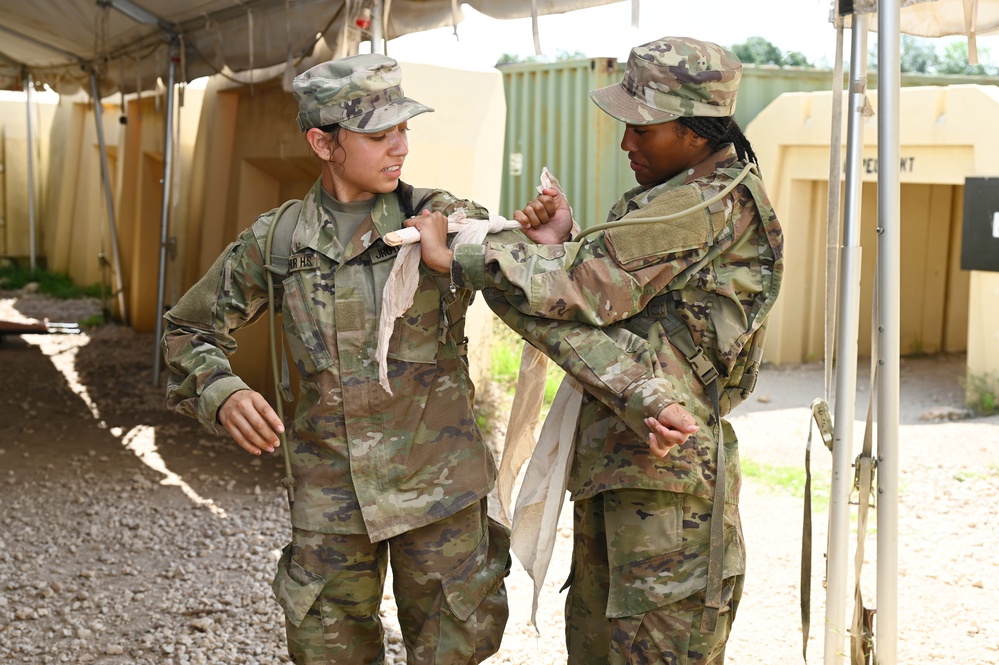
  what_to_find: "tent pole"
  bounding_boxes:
[371,0,384,54]
[876,0,901,662]
[152,41,178,385]
[825,12,869,665]
[23,70,38,272]
[89,69,129,324]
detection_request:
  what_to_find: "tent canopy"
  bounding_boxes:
[851,0,999,35]
[845,0,999,60]
[0,0,624,95]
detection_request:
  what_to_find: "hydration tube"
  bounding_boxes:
[575,162,758,241]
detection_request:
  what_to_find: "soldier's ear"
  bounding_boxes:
[305,127,329,162]
[677,122,709,149]
[306,127,336,161]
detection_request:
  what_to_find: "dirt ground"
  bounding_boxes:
[2,291,998,664]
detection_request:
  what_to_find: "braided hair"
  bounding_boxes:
[677,116,759,167]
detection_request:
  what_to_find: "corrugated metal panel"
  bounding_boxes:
[500,60,998,230]
[499,58,633,229]
[735,67,836,129]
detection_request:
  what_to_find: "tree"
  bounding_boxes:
[783,51,812,67]
[730,36,815,68]
[496,48,588,66]
[937,40,998,76]
[870,35,999,75]
[732,36,784,66]
[900,35,938,73]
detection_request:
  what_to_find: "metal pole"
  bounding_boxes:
[152,42,178,385]
[824,12,869,665]
[876,0,901,661]
[89,69,129,324]
[370,0,384,54]
[24,71,37,272]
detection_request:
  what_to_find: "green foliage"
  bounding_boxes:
[0,265,102,299]
[543,361,564,409]
[937,40,998,75]
[79,313,108,329]
[963,371,999,416]
[870,35,998,75]
[496,48,590,66]
[490,323,564,411]
[490,325,524,385]
[730,36,815,68]
[900,35,938,73]
[783,51,811,67]
[741,457,829,512]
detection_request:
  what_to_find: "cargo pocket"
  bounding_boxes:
[271,545,327,628]
[386,271,444,365]
[441,517,511,622]
[563,326,652,395]
[280,273,334,378]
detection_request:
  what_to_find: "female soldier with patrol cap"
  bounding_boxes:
[414,36,784,664]
[161,54,511,664]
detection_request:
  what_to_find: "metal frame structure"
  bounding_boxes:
[89,67,129,324]
[823,2,902,662]
[151,38,178,383]
[23,71,37,272]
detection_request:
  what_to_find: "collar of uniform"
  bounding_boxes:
[369,189,406,241]
[615,143,741,217]
[683,143,739,184]
[293,179,331,257]
[294,179,406,261]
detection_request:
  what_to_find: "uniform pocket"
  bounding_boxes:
[386,271,444,364]
[280,273,334,377]
[271,545,327,628]
[562,326,653,395]
[441,517,511,622]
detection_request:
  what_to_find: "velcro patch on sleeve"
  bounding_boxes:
[605,185,713,269]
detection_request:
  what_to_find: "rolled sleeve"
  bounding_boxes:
[623,377,681,432]
[452,243,487,291]
[197,376,253,435]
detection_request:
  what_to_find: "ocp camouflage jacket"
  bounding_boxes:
[453,145,784,506]
[162,178,496,542]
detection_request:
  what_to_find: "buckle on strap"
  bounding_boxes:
[688,346,720,387]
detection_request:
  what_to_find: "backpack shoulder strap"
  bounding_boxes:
[265,199,303,279]
[646,292,721,391]
[262,198,301,510]
[397,181,436,219]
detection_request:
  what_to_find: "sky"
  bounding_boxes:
[382,0,999,71]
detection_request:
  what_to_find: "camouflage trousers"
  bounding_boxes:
[564,489,745,665]
[272,498,511,664]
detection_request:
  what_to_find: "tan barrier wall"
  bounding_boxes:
[0,90,59,261]
[748,84,999,377]
[15,87,205,333]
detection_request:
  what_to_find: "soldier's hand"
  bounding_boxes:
[514,188,573,245]
[645,403,699,458]
[406,209,452,273]
[218,389,284,456]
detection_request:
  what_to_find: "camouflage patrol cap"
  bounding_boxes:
[589,36,742,125]
[293,54,433,133]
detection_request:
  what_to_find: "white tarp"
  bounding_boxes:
[850,0,999,34]
[0,0,625,94]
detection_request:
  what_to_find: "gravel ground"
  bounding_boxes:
[2,290,998,664]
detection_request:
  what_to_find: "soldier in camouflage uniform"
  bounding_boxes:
[161,54,513,664]
[411,37,784,664]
